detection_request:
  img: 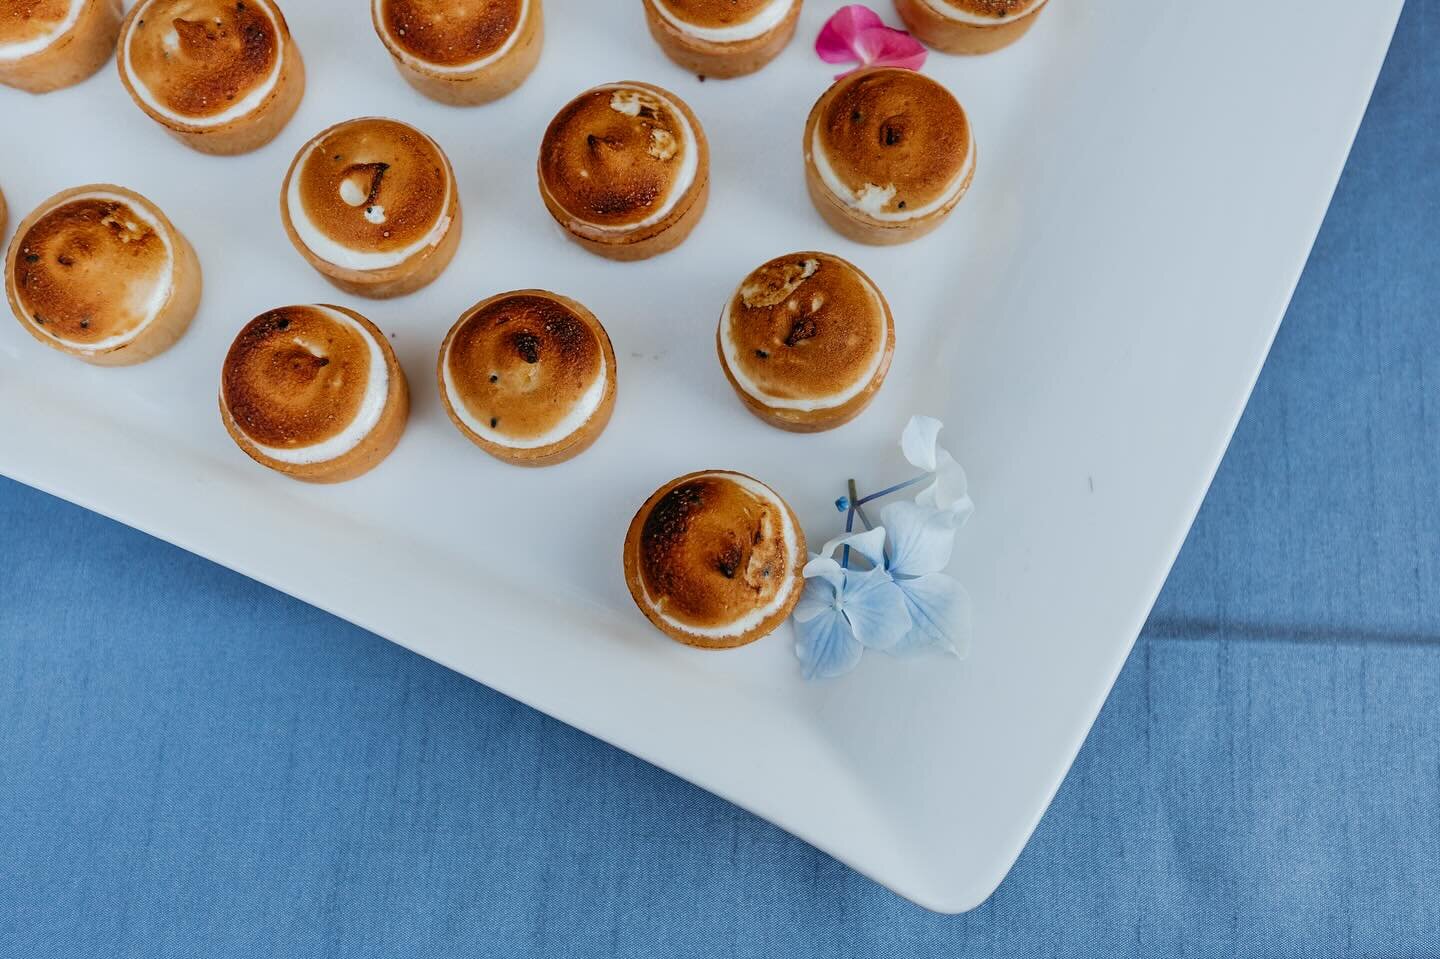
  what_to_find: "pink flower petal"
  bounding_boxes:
[816,5,928,76]
[851,26,928,71]
[815,4,887,63]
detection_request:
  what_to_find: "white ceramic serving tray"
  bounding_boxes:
[0,0,1403,912]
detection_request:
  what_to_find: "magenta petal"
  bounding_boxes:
[851,26,929,71]
[815,4,888,63]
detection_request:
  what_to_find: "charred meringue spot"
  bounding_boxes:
[723,253,887,406]
[376,0,522,68]
[653,0,778,29]
[221,306,373,450]
[0,0,73,49]
[817,70,969,217]
[294,118,449,258]
[539,84,696,231]
[12,195,172,347]
[123,0,281,121]
[445,293,606,445]
[638,476,792,631]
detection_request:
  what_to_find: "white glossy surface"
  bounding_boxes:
[0,0,1402,913]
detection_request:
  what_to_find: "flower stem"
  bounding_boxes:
[850,478,874,531]
[841,478,858,570]
[854,474,928,507]
[839,473,922,569]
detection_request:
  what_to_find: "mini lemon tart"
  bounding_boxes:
[893,0,1048,55]
[439,290,616,467]
[372,0,543,105]
[4,184,202,365]
[220,305,410,483]
[624,470,806,649]
[804,67,974,245]
[642,0,802,79]
[718,252,894,432]
[538,81,709,261]
[116,0,305,155]
[281,117,462,299]
[0,0,122,94]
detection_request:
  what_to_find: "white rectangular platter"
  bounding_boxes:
[0,0,1403,912]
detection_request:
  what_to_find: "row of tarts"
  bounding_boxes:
[0,0,1050,102]
[3,1,984,252]
[2,172,897,474]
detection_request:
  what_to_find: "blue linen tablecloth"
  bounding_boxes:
[3,5,1438,955]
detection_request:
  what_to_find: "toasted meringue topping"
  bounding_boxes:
[286,117,453,272]
[539,83,700,236]
[636,473,800,639]
[0,0,81,61]
[222,306,390,465]
[721,253,889,412]
[121,0,286,127]
[9,190,174,352]
[649,0,794,43]
[920,0,1045,26]
[373,0,526,70]
[810,69,972,222]
[443,293,609,450]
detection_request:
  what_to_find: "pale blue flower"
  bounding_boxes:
[879,500,973,657]
[881,500,958,576]
[901,415,975,522]
[793,528,911,680]
[792,575,862,679]
[889,572,972,658]
[791,416,976,678]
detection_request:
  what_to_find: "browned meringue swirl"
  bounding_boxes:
[293,118,449,258]
[0,0,72,47]
[817,69,970,215]
[540,84,695,230]
[11,194,172,347]
[725,253,886,402]
[124,0,281,120]
[654,0,778,28]
[222,306,373,450]
[939,0,1042,17]
[377,0,522,67]
[445,293,605,444]
[638,475,792,631]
